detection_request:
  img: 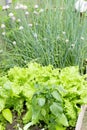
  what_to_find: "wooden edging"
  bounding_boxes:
[75,105,87,130]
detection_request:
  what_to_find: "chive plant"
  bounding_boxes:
[0,0,87,72]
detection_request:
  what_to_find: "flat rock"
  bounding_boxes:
[81,108,87,130]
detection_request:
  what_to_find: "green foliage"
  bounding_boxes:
[31,85,66,129]
[0,0,87,72]
[64,99,77,126]
[0,62,87,129]
[0,123,5,130]
[56,125,66,130]
[0,6,2,11]
[2,109,12,124]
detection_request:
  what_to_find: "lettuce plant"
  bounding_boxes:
[0,62,87,129]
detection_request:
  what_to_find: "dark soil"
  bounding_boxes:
[6,120,17,130]
[30,126,44,130]
[66,127,75,130]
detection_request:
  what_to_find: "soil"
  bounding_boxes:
[66,127,75,130]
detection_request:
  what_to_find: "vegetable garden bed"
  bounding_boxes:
[0,0,87,129]
[0,62,87,130]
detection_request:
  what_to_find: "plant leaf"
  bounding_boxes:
[41,108,46,116]
[52,90,62,102]
[0,124,5,130]
[38,98,45,107]
[0,99,5,112]
[59,114,69,126]
[55,125,66,130]
[2,109,12,124]
[24,122,33,130]
[56,114,69,126]
[23,109,32,124]
[50,102,63,117]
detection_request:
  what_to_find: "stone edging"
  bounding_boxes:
[75,105,87,130]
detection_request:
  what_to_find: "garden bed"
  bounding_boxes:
[0,63,87,130]
[0,0,87,129]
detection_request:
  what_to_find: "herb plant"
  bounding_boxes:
[0,0,87,72]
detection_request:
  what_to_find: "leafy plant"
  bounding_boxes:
[0,62,87,129]
[30,85,68,129]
